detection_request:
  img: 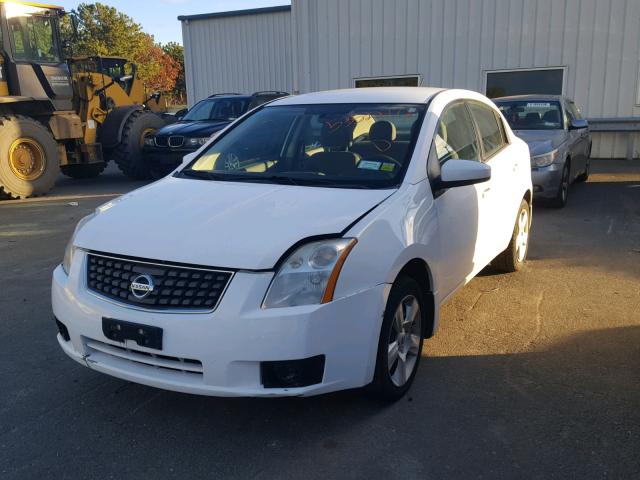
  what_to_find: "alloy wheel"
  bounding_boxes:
[516,208,529,263]
[387,295,422,387]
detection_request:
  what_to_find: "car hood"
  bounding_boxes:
[513,129,567,156]
[74,177,394,270]
[155,120,230,138]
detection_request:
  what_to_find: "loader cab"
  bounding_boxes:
[68,56,137,96]
[0,1,73,110]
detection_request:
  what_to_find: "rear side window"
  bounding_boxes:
[434,103,481,163]
[469,103,507,159]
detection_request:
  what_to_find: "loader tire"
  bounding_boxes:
[113,110,164,180]
[0,116,59,199]
[61,163,107,179]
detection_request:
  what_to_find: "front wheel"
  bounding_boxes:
[113,110,165,180]
[369,275,425,401]
[549,163,570,208]
[492,199,531,273]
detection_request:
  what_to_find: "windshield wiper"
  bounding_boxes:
[181,170,298,185]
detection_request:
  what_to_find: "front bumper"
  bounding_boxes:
[531,163,563,199]
[52,253,388,397]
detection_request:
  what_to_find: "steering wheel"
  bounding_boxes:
[216,152,242,171]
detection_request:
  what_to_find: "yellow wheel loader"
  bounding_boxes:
[0,1,168,198]
[67,55,168,180]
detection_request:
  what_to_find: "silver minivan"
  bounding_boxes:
[494,95,591,208]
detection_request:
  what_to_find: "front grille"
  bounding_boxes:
[168,136,184,148]
[86,338,203,375]
[86,253,233,311]
[154,136,169,147]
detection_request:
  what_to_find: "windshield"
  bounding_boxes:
[6,3,61,63]
[183,103,426,189]
[183,98,250,122]
[496,100,563,131]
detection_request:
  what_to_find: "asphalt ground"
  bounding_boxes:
[0,160,639,479]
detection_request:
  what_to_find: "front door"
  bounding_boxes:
[429,101,490,298]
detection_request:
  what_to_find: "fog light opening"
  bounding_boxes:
[261,355,325,389]
[55,317,70,342]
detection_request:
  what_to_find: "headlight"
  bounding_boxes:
[531,149,559,167]
[143,136,155,147]
[186,137,209,147]
[263,238,357,308]
[61,213,95,275]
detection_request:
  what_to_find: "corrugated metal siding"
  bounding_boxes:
[291,0,640,158]
[182,0,639,158]
[181,9,293,106]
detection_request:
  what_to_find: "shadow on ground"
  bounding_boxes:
[2,327,638,479]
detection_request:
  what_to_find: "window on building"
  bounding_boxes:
[433,102,481,164]
[354,75,420,88]
[468,103,508,159]
[485,68,564,99]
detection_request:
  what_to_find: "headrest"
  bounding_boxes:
[370,120,397,143]
[542,110,560,123]
[525,112,541,123]
[320,118,356,150]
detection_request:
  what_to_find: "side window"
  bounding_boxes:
[468,103,507,159]
[433,102,481,164]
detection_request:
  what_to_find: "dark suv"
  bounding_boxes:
[143,91,288,176]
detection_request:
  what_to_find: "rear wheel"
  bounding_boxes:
[61,163,107,179]
[493,199,531,273]
[0,116,59,199]
[369,275,425,401]
[113,111,164,180]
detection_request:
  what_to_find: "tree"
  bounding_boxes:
[162,42,186,102]
[63,3,147,59]
[135,35,180,94]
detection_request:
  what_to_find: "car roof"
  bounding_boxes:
[493,94,566,102]
[270,87,445,106]
[202,95,252,100]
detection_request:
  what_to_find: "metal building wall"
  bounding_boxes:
[291,0,640,158]
[181,7,293,106]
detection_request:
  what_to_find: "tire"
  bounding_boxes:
[369,275,425,401]
[0,116,59,199]
[575,157,590,183]
[112,110,164,180]
[549,162,570,208]
[493,199,531,273]
[61,163,107,179]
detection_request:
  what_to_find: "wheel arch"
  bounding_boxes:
[394,258,436,339]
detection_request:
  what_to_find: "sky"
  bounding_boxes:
[55,0,290,45]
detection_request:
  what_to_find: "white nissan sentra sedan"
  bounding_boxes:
[52,88,532,400]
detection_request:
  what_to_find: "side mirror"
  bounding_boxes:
[437,160,491,189]
[569,119,588,130]
[174,108,188,120]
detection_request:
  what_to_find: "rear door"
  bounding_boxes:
[467,101,515,259]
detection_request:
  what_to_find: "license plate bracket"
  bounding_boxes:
[102,318,163,350]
